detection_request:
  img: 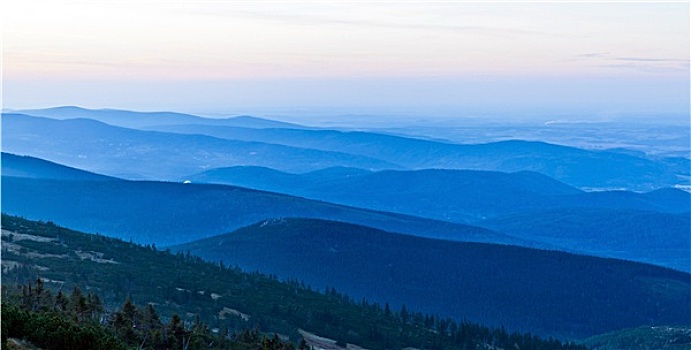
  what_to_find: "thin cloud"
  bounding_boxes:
[556,52,611,63]
[172,3,556,39]
[590,63,689,74]
[614,57,690,63]
[560,52,689,73]
[575,52,611,59]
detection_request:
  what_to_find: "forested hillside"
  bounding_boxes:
[1,214,586,350]
[175,218,691,339]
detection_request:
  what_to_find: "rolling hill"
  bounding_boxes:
[187,166,690,221]
[183,166,690,272]
[17,106,306,129]
[1,113,400,179]
[146,123,682,191]
[479,208,691,272]
[3,109,684,190]
[174,217,691,339]
[1,152,119,181]
[0,175,524,247]
[186,166,581,222]
[1,214,585,350]
[4,155,687,272]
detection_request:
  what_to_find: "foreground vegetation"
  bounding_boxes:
[1,214,587,349]
[2,279,297,350]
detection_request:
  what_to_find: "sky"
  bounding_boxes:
[2,1,689,122]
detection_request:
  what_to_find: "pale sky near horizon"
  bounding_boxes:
[2,1,689,122]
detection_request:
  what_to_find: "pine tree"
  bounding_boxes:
[400,304,408,324]
[55,290,69,312]
[167,313,186,349]
[112,298,142,345]
[70,286,88,322]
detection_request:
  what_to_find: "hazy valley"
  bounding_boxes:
[2,107,690,349]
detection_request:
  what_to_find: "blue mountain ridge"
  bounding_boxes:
[17,106,306,129]
[3,153,688,272]
[145,122,683,191]
[2,113,401,179]
[3,108,684,190]
[173,217,691,340]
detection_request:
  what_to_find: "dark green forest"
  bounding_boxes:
[177,217,691,339]
[2,278,300,350]
[1,214,585,350]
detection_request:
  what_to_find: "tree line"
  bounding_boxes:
[2,278,299,350]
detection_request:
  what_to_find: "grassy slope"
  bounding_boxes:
[584,326,691,350]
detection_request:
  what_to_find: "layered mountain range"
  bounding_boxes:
[2,107,689,344]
